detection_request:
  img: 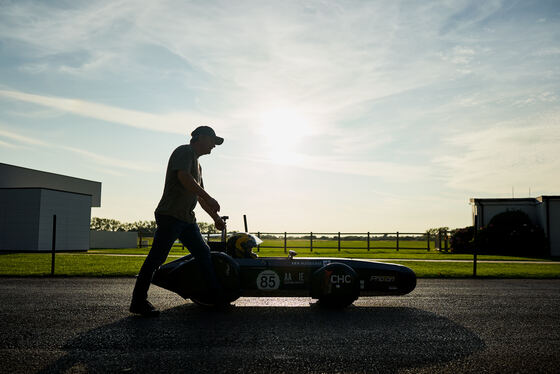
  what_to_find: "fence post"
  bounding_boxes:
[284,232,287,254]
[310,232,313,252]
[473,215,478,277]
[338,232,341,252]
[51,214,56,276]
[367,232,370,251]
[427,233,430,251]
[257,232,260,252]
[396,231,399,251]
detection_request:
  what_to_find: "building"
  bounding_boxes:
[0,163,101,252]
[470,196,560,257]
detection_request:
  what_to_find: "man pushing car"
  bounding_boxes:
[130,126,226,317]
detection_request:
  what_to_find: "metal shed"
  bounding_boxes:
[470,196,560,257]
[0,163,101,251]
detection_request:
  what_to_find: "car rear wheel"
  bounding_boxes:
[311,262,360,308]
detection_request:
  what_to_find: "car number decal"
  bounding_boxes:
[256,270,280,290]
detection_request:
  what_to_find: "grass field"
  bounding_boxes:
[94,239,552,262]
[0,240,559,278]
[259,238,435,251]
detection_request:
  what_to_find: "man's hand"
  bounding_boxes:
[214,216,226,231]
[198,196,223,227]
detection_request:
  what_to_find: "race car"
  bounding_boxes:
[152,230,417,308]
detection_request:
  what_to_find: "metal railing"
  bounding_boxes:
[240,231,450,253]
[138,230,451,253]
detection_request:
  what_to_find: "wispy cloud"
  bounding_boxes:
[0,125,158,173]
[2,1,556,136]
[0,139,19,149]
[1,2,460,123]
[0,90,225,135]
[435,111,560,194]
[0,126,44,146]
[244,151,428,181]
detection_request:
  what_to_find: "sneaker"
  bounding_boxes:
[129,299,160,317]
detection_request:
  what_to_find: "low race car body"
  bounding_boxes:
[152,233,416,307]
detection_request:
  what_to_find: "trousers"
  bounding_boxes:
[132,213,220,302]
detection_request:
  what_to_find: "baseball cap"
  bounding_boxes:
[191,126,224,145]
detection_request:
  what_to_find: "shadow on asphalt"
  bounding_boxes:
[39,303,485,373]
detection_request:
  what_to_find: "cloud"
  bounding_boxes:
[0,139,19,149]
[512,91,559,107]
[0,126,45,146]
[0,0,136,57]
[242,150,428,182]
[439,45,478,75]
[533,47,560,57]
[1,1,458,122]
[0,90,225,135]
[0,125,158,173]
[435,111,560,194]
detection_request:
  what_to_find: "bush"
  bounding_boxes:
[450,226,475,253]
[475,210,547,256]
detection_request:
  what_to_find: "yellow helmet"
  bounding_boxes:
[226,233,262,259]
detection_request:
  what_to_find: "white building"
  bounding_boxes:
[470,196,560,257]
[0,163,101,252]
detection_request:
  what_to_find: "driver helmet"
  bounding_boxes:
[226,233,262,259]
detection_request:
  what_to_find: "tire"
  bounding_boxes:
[311,262,360,308]
[190,252,241,307]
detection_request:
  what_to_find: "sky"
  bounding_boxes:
[1,0,559,233]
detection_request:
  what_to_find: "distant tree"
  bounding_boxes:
[260,234,279,240]
[449,226,475,253]
[90,217,217,236]
[130,220,157,236]
[425,227,450,238]
[476,210,547,256]
[198,222,220,234]
[90,217,124,231]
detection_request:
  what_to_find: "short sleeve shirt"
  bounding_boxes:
[155,145,202,223]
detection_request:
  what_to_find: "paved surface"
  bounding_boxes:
[0,278,559,373]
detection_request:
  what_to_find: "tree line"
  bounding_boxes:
[90,217,219,235]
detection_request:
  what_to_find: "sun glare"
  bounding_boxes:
[259,108,311,163]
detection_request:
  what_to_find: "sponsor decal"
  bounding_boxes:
[325,270,353,290]
[256,270,280,290]
[283,272,305,285]
[291,261,324,266]
[370,275,396,283]
[330,274,353,284]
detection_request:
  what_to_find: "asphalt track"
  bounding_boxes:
[0,278,559,373]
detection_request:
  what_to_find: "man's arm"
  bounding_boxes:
[198,197,225,231]
[177,170,220,212]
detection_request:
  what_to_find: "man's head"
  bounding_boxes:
[190,126,224,156]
